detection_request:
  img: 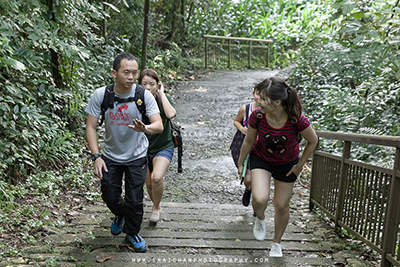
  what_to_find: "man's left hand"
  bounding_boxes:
[128,119,147,132]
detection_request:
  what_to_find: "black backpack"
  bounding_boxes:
[99,84,148,126]
[99,84,183,173]
[154,94,183,173]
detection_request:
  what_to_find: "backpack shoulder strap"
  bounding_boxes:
[134,84,149,124]
[155,93,164,115]
[99,84,115,126]
[291,117,302,143]
[255,108,263,128]
[245,103,250,127]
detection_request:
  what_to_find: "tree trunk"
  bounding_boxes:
[167,0,179,42]
[102,0,108,43]
[47,0,62,89]
[141,0,150,71]
[180,0,185,44]
[187,1,194,23]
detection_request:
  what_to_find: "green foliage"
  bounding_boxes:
[0,164,99,258]
[105,0,196,74]
[106,0,145,56]
[0,2,109,256]
[0,179,14,203]
[0,0,398,257]
[289,0,400,167]
[0,242,22,258]
[45,256,59,267]
[329,0,400,78]
[186,0,331,68]
[146,44,186,84]
[0,0,120,181]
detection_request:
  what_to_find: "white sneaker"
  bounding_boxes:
[253,217,266,241]
[269,242,283,257]
[150,208,162,223]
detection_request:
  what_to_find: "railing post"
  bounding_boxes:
[248,40,252,68]
[309,137,320,211]
[228,39,231,68]
[204,36,208,69]
[213,44,216,65]
[335,141,351,229]
[381,146,400,267]
[266,43,270,68]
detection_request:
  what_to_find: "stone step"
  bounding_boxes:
[92,228,315,242]
[79,236,327,251]
[104,220,313,234]
[26,251,333,267]
[17,201,334,267]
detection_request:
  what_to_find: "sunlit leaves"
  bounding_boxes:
[103,2,120,13]
[342,1,357,15]
[1,58,26,71]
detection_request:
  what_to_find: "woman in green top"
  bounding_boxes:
[139,69,176,223]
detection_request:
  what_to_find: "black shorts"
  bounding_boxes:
[249,152,299,183]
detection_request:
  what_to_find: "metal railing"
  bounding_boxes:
[203,35,272,69]
[310,131,400,267]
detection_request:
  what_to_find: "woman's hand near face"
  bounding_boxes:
[158,81,165,94]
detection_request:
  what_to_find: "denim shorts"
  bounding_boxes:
[147,147,174,172]
[249,152,299,183]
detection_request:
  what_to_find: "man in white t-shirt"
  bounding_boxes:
[85,53,163,252]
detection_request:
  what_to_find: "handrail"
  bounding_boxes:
[311,130,400,267]
[315,130,400,148]
[203,35,272,69]
[203,35,272,43]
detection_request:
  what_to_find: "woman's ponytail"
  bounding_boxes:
[257,77,303,121]
[285,86,302,121]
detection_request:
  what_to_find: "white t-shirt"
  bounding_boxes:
[85,84,160,163]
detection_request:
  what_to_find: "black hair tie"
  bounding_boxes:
[287,87,291,94]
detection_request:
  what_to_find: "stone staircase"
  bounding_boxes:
[8,197,337,267]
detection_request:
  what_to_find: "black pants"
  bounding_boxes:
[101,156,147,236]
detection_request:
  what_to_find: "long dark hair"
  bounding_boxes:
[138,69,159,85]
[255,77,302,121]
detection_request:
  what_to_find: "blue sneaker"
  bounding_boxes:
[125,234,148,252]
[111,216,124,236]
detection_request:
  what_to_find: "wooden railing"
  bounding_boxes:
[310,131,400,267]
[203,35,272,69]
